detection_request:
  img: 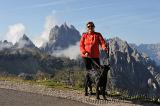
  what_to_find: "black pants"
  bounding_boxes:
[83,57,100,94]
[83,57,100,70]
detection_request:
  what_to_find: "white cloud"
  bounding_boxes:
[33,15,58,47]
[6,23,25,44]
[52,42,80,59]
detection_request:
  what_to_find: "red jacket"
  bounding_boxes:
[80,32,107,58]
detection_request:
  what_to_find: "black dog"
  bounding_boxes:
[85,64,110,99]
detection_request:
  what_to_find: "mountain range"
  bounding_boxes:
[0,29,79,75]
[0,23,160,96]
[130,43,160,66]
[106,37,160,95]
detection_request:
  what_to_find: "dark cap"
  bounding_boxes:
[86,21,95,27]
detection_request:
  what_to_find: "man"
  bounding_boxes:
[80,21,108,96]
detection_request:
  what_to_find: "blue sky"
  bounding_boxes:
[0,0,160,46]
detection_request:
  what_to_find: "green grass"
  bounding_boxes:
[0,76,84,92]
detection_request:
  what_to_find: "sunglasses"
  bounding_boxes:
[87,25,94,28]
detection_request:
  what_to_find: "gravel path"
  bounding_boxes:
[0,80,158,106]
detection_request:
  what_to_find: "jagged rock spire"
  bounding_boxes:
[41,23,81,52]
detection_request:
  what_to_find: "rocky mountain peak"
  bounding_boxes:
[60,22,69,29]
[21,34,30,41]
[103,37,160,95]
[41,23,81,53]
[14,34,36,48]
[0,40,13,50]
[129,43,160,66]
[49,25,59,42]
[109,37,133,54]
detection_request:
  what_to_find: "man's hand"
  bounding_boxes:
[85,52,89,57]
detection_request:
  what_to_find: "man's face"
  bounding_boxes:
[87,24,95,33]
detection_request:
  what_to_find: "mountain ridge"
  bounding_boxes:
[129,43,160,66]
[41,23,81,54]
[0,24,160,97]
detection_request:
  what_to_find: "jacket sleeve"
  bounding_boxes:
[98,33,107,50]
[80,34,86,55]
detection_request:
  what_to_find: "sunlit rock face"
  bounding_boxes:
[41,23,81,53]
[104,37,160,96]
